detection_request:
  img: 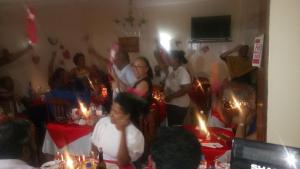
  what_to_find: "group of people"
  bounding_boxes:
[43,42,199,168]
[0,117,202,169]
[0,39,258,169]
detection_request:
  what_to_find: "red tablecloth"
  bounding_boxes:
[182,125,234,167]
[46,123,92,149]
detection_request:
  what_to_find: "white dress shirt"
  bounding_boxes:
[113,64,137,87]
[91,116,144,162]
[0,159,36,169]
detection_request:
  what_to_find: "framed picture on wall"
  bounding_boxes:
[118,37,139,52]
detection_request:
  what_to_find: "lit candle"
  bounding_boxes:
[78,100,90,118]
[65,152,74,169]
[61,154,64,161]
[55,152,61,161]
[82,155,85,162]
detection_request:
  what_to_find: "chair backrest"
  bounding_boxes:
[46,98,72,122]
[0,95,18,114]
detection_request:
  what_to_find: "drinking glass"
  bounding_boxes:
[198,160,207,169]
[215,160,230,169]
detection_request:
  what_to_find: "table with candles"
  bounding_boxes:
[182,110,234,168]
[42,100,104,156]
[41,152,97,169]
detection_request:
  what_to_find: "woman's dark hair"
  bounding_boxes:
[114,92,147,124]
[136,56,153,79]
[48,67,66,89]
[151,127,202,169]
[171,50,188,64]
[73,52,85,66]
[0,119,31,159]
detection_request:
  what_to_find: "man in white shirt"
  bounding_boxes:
[0,119,36,169]
[112,49,137,88]
[88,46,136,96]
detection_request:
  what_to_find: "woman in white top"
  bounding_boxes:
[91,92,145,168]
[154,49,192,126]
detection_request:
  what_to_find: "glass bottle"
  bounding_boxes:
[96,148,106,169]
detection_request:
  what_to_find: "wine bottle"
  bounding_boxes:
[96,148,106,169]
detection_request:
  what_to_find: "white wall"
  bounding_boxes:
[268,0,300,147]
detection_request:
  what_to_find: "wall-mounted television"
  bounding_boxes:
[191,15,231,41]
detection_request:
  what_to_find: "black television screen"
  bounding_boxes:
[191,15,231,40]
[231,138,300,169]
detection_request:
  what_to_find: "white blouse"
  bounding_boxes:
[164,66,192,107]
[91,116,144,162]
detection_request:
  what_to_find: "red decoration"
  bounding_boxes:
[101,86,108,98]
[47,37,58,46]
[26,6,37,44]
[63,50,71,59]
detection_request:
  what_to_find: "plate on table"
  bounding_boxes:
[41,160,61,169]
[202,142,223,148]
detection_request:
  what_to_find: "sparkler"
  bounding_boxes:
[196,79,204,93]
[196,113,210,139]
[87,77,96,91]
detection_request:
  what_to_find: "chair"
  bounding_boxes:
[0,94,18,114]
[46,98,72,122]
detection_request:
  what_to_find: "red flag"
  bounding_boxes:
[26,6,37,44]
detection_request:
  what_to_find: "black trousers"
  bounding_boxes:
[166,104,188,126]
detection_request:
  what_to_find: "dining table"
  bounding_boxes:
[42,122,93,156]
[182,125,234,167]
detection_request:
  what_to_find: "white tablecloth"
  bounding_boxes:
[42,131,92,156]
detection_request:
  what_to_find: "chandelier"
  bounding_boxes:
[115,0,147,37]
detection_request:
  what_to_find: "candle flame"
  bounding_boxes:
[65,152,74,169]
[78,100,89,118]
[196,113,210,137]
[152,91,162,101]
